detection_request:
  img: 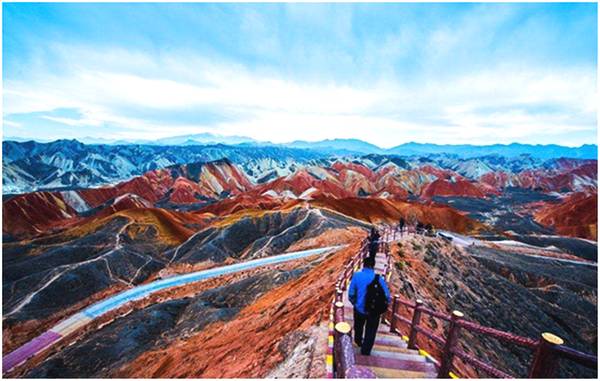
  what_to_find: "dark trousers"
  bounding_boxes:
[353,309,380,355]
[368,242,378,259]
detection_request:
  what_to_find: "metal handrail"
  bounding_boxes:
[452,348,514,378]
[554,344,598,369]
[457,319,538,349]
[415,325,446,346]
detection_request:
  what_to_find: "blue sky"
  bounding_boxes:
[3,2,597,147]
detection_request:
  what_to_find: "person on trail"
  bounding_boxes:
[348,256,391,356]
[369,227,380,243]
[416,221,424,234]
[367,227,380,259]
[399,217,405,235]
[425,223,434,236]
[368,240,378,259]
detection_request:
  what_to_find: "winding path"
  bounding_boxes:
[438,230,597,267]
[3,245,345,374]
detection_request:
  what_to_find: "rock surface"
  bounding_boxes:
[388,235,597,378]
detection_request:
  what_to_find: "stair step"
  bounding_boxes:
[367,366,437,378]
[355,354,436,373]
[375,331,406,339]
[354,348,425,362]
[343,331,409,349]
[374,336,408,348]
[372,344,419,354]
[378,325,396,334]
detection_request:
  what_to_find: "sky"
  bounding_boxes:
[2,2,598,147]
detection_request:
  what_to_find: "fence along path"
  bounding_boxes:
[328,225,598,378]
[328,226,437,378]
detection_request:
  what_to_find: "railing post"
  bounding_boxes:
[408,299,424,349]
[529,332,564,378]
[335,301,345,324]
[390,295,399,333]
[334,322,352,378]
[438,310,464,378]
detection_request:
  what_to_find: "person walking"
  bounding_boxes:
[399,217,405,236]
[369,227,380,243]
[348,256,391,355]
[367,227,380,259]
[368,240,378,259]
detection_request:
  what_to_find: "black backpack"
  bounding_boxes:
[365,275,388,315]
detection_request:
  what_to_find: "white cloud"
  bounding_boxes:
[3,45,597,147]
[2,120,22,128]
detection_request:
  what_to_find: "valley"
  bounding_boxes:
[2,140,597,378]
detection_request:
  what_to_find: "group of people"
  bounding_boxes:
[416,221,435,236]
[399,217,435,236]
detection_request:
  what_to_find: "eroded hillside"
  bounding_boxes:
[386,235,597,378]
[12,228,365,378]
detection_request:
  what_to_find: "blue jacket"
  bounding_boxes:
[348,268,391,315]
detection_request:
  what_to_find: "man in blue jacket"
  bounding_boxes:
[348,255,391,355]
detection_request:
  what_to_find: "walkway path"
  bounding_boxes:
[340,239,437,378]
[3,245,344,375]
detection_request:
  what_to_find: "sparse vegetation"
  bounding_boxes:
[395,260,407,271]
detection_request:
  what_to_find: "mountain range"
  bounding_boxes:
[4,145,597,241]
[5,135,597,159]
[3,139,598,195]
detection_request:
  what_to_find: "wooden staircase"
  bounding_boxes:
[331,227,598,378]
[341,250,437,378]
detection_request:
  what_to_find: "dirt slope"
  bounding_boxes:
[116,228,364,377]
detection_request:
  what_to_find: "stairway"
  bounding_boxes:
[342,250,438,378]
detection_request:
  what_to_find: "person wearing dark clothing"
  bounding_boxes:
[416,221,424,234]
[399,217,405,234]
[348,256,391,355]
[367,227,380,259]
[368,241,378,259]
[425,223,434,236]
[369,227,380,242]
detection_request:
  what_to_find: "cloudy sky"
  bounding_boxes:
[3,2,597,147]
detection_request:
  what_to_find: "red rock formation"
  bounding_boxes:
[420,178,491,198]
[168,177,206,204]
[480,163,597,193]
[2,160,253,239]
[92,194,153,219]
[309,197,487,234]
[253,170,353,199]
[2,192,79,238]
[331,161,377,181]
[78,187,120,208]
[534,192,598,240]
[419,164,455,179]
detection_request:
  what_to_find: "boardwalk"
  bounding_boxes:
[340,244,437,378]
